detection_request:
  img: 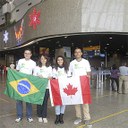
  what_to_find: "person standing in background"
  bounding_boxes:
[69,48,91,125]
[119,61,128,94]
[110,64,119,92]
[15,49,36,123]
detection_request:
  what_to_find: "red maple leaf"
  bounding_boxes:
[29,8,41,29]
[63,84,78,96]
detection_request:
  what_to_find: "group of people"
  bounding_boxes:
[110,61,128,94]
[11,47,91,125]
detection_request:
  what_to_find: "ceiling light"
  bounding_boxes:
[28,2,32,6]
[109,37,112,40]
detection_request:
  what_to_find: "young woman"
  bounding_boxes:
[52,56,68,124]
[110,64,119,92]
[33,55,52,123]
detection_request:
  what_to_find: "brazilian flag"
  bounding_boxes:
[4,69,48,105]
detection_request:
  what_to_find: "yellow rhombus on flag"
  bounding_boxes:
[10,78,39,97]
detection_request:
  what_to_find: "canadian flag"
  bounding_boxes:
[49,75,92,106]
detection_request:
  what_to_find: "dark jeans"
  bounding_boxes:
[16,100,32,118]
[37,89,49,118]
[111,78,119,91]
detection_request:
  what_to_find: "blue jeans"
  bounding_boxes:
[16,100,32,118]
[55,105,66,115]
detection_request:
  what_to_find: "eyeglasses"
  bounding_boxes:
[75,52,82,53]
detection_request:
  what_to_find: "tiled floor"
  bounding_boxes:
[0,76,128,128]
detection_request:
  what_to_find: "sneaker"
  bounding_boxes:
[43,118,48,123]
[84,120,90,125]
[38,117,43,122]
[74,118,82,125]
[27,118,33,122]
[87,124,93,128]
[15,118,22,123]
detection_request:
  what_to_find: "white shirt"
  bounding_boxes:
[119,66,128,75]
[69,58,91,76]
[16,58,36,75]
[33,66,52,89]
[52,67,68,79]
[33,66,52,78]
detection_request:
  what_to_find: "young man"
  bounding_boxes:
[15,49,36,123]
[69,48,91,125]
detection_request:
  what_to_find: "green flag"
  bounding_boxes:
[4,69,48,105]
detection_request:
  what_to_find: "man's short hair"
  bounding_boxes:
[74,47,83,53]
[24,49,32,53]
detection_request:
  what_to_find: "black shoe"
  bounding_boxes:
[59,114,64,124]
[54,115,60,124]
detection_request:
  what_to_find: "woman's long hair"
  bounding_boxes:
[38,54,50,67]
[55,56,68,73]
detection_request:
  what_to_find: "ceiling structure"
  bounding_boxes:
[0,0,28,15]
[2,32,127,57]
[0,0,7,9]
[0,0,28,9]
[26,33,128,57]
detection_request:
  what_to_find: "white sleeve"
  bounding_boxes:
[33,67,39,76]
[32,62,36,73]
[33,62,36,70]
[127,67,128,74]
[16,60,20,71]
[48,66,53,77]
[86,61,91,72]
[68,62,73,76]
[52,68,58,79]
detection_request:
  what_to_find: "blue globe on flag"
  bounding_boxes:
[17,80,31,94]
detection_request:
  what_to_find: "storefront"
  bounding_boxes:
[0,0,128,67]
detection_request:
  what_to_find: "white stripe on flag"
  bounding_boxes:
[49,81,54,106]
[58,76,83,105]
